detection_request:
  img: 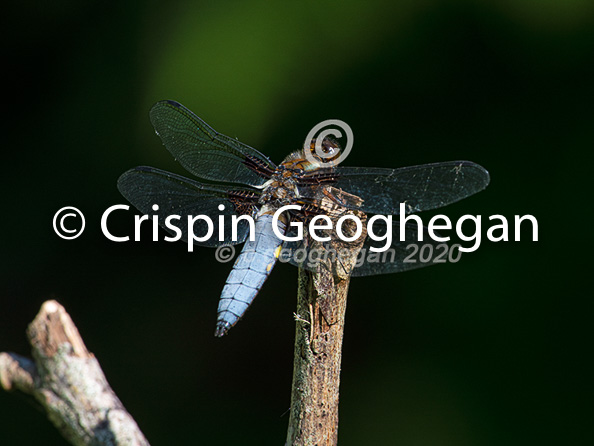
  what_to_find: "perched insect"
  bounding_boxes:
[118,100,490,336]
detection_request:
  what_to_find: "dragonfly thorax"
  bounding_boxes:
[259,166,300,205]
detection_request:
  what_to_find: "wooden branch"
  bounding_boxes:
[0,300,150,446]
[286,189,367,446]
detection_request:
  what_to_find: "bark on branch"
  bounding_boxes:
[0,300,150,446]
[286,189,367,446]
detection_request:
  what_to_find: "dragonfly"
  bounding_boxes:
[118,100,490,336]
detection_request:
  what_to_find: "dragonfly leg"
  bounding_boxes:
[321,187,347,207]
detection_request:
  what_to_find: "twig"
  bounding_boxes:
[286,189,367,446]
[0,300,150,446]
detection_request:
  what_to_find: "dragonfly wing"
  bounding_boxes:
[281,218,457,277]
[351,219,455,276]
[117,166,259,247]
[149,100,276,186]
[332,161,490,215]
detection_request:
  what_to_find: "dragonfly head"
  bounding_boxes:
[280,136,343,171]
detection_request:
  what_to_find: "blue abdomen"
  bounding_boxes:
[215,213,286,336]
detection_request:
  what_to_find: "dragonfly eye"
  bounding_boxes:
[309,137,341,159]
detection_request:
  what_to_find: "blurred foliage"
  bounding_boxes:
[1,0,592,444]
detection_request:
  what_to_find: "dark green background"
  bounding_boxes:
[1,1,591,444]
